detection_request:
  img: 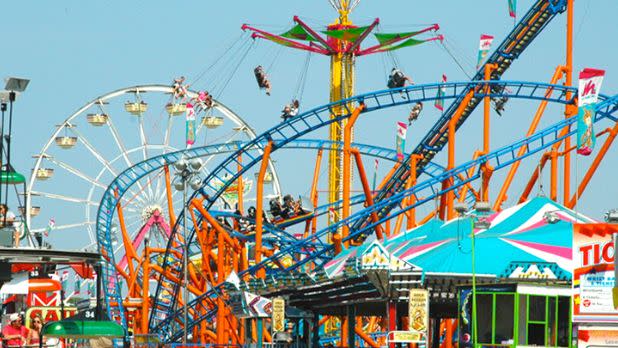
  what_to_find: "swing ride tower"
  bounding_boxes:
[242,0,442,238]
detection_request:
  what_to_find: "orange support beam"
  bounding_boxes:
[307,148,324,238]
[237,154,244,214]
[447,90,475,220]
[483,64,497,155]
[406,154,423,229]
[342,104,367,241]
[255,140,274,278]
[564,0,574,205]
[351,148,384,239]
[493,66,566,210]
[568,123,618,208]
[550,149,558,201]
[114,191,138,282]
[141,245,150,334]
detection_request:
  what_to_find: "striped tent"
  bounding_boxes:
[321,196,593,280]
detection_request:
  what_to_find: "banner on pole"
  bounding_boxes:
[272,297,285,333]
[185,103,196,148]
[396,121,408,162]
[476,34,494,70]
[434,74,447,111]
[576,68,605,156]
[408,289,429,343]
[508,0,517,18]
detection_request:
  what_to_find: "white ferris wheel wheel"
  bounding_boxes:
[26,84,281,251]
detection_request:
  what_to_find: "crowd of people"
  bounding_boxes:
[233,194,310,234]
[1,312,45,347]
[0,204,20,248]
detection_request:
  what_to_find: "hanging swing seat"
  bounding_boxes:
[202,116,225,129]
[86,113,108,126]
[34,168,54,180]
[55,136,78,149]
[124,101,148,115]
[166,103,187,116]
[19,206,40,217]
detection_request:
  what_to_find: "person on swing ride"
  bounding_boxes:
[254,65,272,96]
[387,67,413,89]
[194,91,213,112]
[281,99,300,121]
[172,76,189,100]
[408,102,423,125]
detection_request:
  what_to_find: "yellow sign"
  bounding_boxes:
[388,331,422,343]
[25,306,78,327]
[408,289,429,341]
[272,297,285,333]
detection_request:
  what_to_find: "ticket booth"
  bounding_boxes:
[458,283,572,348]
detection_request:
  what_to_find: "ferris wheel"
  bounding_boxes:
[26,84,281,251]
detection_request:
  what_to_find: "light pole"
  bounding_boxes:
[173,156,203,344]
[1,77,29,243]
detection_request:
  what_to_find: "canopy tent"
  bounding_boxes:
[322,197,592,280]
[41,320,125,338]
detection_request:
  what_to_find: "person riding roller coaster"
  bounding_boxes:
[408,102,423,125]
[492,85,509,116]
[254,65,271,96]
[387,68,413,89]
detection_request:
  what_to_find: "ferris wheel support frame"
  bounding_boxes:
[26,84,282,247]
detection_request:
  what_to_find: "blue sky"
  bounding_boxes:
[2,0,618,249]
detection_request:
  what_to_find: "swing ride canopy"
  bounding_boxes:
[322,196,590,280]
[243,17,442,56]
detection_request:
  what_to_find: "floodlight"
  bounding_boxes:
[189,158,203,171]
[174,181,185,191]
[454,202,468,215]
[174,158,188,171]
[474,201,491,213]
[4,77,30,92]
[189,177,202,191]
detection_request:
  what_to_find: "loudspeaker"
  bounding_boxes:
[0,262,11,282]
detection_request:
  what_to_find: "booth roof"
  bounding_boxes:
[324,197,593,279]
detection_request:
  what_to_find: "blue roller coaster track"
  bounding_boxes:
[95,138,458,325]
[147,84,618,340]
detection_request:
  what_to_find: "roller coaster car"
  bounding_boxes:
[268,198,314,229]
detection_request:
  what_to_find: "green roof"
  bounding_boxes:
[0,171,25,184]
[42,320,125,338]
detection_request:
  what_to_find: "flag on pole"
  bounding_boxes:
[372,159,379,192]
[434,74,447,111]
[476,34,494,70]
[74,274,81,295]
[185,103,196,148]
[61,271,69,293]
[44,218,55,237]
[87,273,96,297]
[508,0,517,18]
[576,68,605,156]
[395,121,408,162]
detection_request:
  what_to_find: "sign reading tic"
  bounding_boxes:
[573,223,618,323]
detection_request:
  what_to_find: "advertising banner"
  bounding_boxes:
[408,289,429,343]
[272,297,285,333]
[577,326,618,347]
[476,34,494,70]
[573,223,618,322]
[576,68,605,155]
